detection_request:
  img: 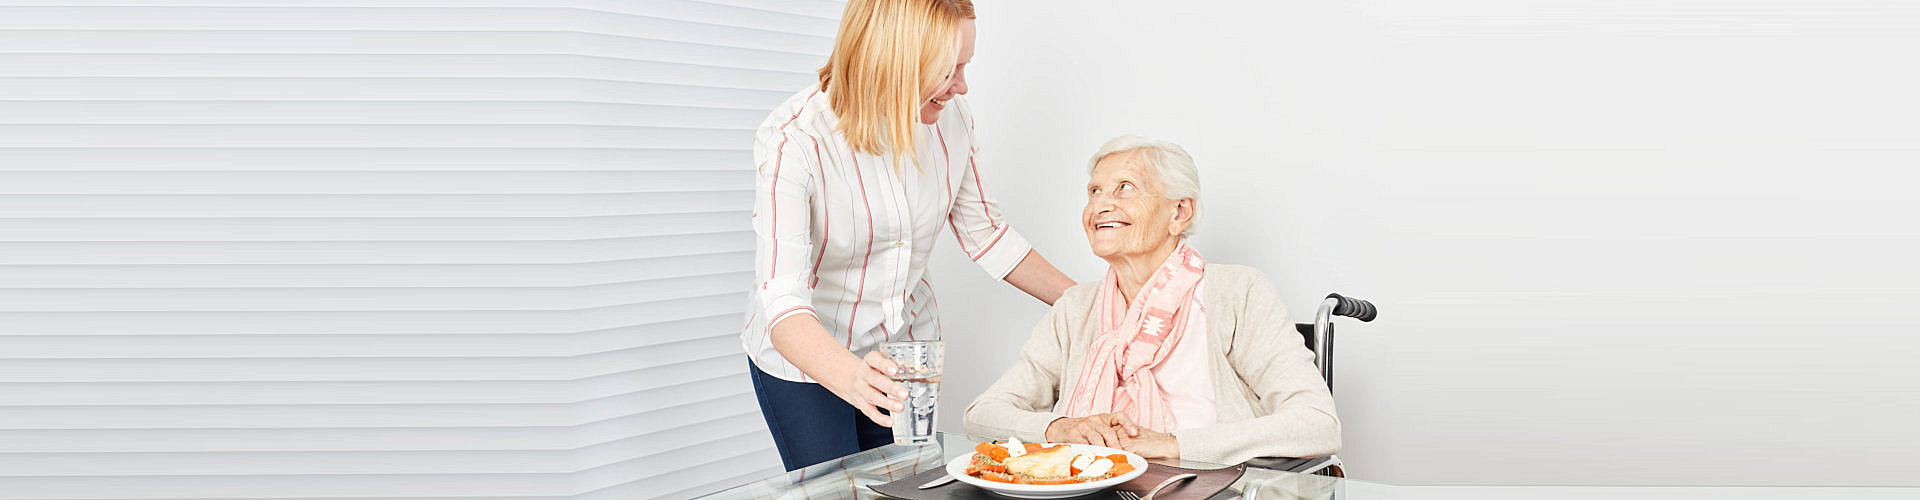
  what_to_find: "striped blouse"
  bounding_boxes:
[743,86,1034,382]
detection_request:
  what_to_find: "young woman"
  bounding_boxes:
[744,0,1077,471]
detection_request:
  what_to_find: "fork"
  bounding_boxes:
[1116,473,1197,500]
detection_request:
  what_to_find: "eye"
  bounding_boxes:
[1117,182,1135,193]
[1088,186,1101,196]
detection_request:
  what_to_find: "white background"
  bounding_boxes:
[930,0,1920,486]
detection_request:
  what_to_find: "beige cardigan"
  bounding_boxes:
[961,264,1341,464]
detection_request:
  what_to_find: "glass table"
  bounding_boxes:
[697,432,1333,500]
[695,432,1918,500]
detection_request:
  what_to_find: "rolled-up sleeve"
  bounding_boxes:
[752,130,820,328]
[946,103,1033,280]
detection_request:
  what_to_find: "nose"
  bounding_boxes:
[1087,194,1116,215]
[950,71,968,96]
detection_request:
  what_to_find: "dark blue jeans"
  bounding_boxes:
[749,358,893,471]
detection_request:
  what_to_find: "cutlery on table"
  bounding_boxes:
[1117,473,1198,500]
[917,473,956,489]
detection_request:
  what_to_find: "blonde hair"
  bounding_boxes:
[820,0,975,173]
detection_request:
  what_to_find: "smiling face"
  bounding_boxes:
[1082,152,1193,261]
[919,19,974,125]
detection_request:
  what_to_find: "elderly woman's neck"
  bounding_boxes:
[1107,238,1184,307]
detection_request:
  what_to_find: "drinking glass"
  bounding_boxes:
[879,340,943,446]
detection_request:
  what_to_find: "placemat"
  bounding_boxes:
[869,461,1246,500]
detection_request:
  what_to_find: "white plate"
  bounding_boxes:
[945,443,1148,499]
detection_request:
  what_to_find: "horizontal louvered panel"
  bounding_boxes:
[0,4,833,34]
[0,333,741,382]
[0,386,761,452]
[0,101,771,127]
[0,292,744,334]
[0,416,770,477]
[0,31,822,75]
[0,1,839,33]
[0,1,814,497]
[0,407,764,467]
[0,272,751,312]
[0,431,776,499]
[0,147,751,172]
[0,314,734,358]
[0,192,754,218]
[0,233,753,265]
[0,355,749,427]
[0,124,749,148]
[0,254,753,288]
[0,213,749,242]
[0,54,808,92]
[0,171,752,194]
[0,79,794,109]
[0,380,756,440]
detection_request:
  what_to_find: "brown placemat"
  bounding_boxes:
[869,462,1246,500]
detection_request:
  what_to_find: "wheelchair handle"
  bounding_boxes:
[1325,293,1378,322]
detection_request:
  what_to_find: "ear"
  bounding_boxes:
[1169,198,1195,235]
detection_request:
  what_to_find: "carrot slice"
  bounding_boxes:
[1106,454,1129,465]
[1024,443,1042,453]
[1109,463,1136,476]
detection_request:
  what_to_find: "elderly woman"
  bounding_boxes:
[962,136,1340,464]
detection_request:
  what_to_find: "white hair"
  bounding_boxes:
[1086,135,1202,236]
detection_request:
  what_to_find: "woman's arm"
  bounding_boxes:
[750,129,907,426]
[1004,250,1077,305]
[1174,273,1342,464]
[770,314,908,427]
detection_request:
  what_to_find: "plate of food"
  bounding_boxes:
[947,438,1147,499]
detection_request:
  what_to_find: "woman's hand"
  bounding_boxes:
[818,351,909,427]
[1044,413,1139,447]
[769,314,908,427]
[1119,426,1180,459]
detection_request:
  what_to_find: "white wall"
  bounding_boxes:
[933,0,1920,486]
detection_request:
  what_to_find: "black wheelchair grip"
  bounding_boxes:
[1326,293,1378,322]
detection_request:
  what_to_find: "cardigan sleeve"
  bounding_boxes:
[1175,272,1342,463]
[962,301,1071,442]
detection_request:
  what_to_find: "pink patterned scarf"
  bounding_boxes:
[1063,241,1206,433]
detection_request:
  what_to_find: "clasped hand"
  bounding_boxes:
[1043,413,1180,459]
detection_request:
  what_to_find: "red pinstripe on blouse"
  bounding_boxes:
[970,156,998,230]
[808,135,830,289]
[766,89,819,284]
[845,153,875,348]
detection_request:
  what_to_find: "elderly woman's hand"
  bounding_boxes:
[1044,413,1139,447]
[1118,426,1180,459]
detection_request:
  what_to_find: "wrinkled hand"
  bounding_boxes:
[1118,425,1180,459]
[1045,412,1140,447]
[820,351,908,427]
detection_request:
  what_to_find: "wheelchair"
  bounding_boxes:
[1245,293,1377,478]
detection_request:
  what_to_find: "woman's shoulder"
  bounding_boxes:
[754,86,832,162]
[756,86,832,137]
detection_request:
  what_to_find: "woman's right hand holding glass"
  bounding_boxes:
[821,350,909,427]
